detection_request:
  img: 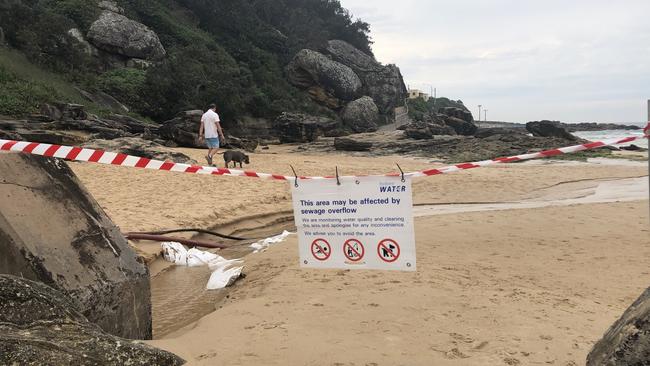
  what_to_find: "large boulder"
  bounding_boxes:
[587,287,650,365]
[341,96,380,133]
[158,110,203,148]
[438,106,474,124]
[325,40,407,115]
[526,120,577,141]
[273,112,338,143]
[442,115,478,136]
[87,11,166,60]
[286,49,362,103]
[0,153,152,339]
[0,275,184,365]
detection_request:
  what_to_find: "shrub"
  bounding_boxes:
[0,66,59,116]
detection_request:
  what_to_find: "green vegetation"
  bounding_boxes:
[407,97,472,121]
[0,66,59,116]
[0,0,372,123]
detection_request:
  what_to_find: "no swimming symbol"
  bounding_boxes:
[311,239,332,261]
[343,239,365,262]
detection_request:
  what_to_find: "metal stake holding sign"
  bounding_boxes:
[291,175,416,272]
[647,99,650,224]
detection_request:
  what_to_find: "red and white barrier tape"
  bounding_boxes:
[0,132,647,181]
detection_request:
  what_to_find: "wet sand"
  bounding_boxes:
[70,146,649,365]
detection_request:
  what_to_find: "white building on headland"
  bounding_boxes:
[408,89,430,100]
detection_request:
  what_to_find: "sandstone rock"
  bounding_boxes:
[438,106,474,123]
[223,135,258,152]
[325,40,407,115]
[126,58,153,70]
[341,96,380,133]
[526,120,577,140]
[307,86,343,110]
[88,11,166,60]
[587,287,650,365]
[67,28,98,56]
[39,103,63,121]
[325,39,380,72]
[403,120,456,140]
[76,88,129,114]
[334,137,373,151]
[0,275,184,365]
[0,153,152,339]
[474,127,527,139]
[159,110,203,148]
[98,0,124,14]
[442,115,478,136]
[287,49,362,102]
[83,137,196,164]
[273,112,338,143]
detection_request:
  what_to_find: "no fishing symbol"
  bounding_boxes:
[343,239,365,262]
[377,239,400,263]
[311,238,332,261]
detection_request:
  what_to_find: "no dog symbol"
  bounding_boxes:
[343,239,365,262]
[377,239,400,263]
[311,239,332,261]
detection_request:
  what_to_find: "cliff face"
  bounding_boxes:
[0,0,406,134]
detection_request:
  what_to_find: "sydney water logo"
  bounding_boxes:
[379,184,407,193]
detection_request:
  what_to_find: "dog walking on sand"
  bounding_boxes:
[198,103,225,166]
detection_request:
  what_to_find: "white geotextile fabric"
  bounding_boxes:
[250,230,293,253]
[161,242,244,290]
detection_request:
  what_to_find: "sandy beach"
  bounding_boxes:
[70,146,649,365]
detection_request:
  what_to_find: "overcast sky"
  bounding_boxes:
[340,0,650,123]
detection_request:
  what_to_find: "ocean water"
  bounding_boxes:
[572,125,648,149]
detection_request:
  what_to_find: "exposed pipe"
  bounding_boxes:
[124,233,228,249]
[135,228,250,241]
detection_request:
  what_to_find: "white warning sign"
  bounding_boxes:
[291,176,416,271]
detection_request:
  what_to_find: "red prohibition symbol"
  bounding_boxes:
[343,239,365,262]
[311,238,332,261]
[377,239,400,263]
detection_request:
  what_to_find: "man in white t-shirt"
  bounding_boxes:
[199,103,225,166]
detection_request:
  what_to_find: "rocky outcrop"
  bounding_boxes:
[98,0,124,14]
[403,120,456,140]
[0,103,159,145]
[526,120,577,141]
[0,275,184,365]
[87,11,166,61]
[587,287,650,365]
[76,88,129,114]
[0,153,152,339]
[273,112,338,143]
[83,137,196,164]
[158,110,204,148]
[67,28,98,56]
[287,49,362,103]
[442,116,477,136]
[334,137,373,151]
[561,122,641,132]
[325,40,407,116]
[341,96,380,133]
[438,106,474,124]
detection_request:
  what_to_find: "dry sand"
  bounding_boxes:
[70,146,649,365]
